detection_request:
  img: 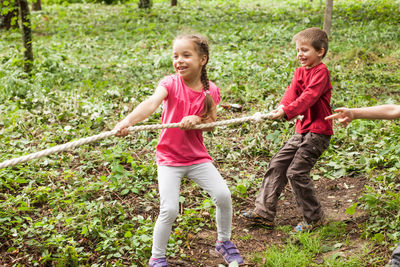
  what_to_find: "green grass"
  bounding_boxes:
[255,223,376,267]
[1,0,400,265]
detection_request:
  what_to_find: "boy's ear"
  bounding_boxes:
[318,48,325,58]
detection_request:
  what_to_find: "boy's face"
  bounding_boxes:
[295,40,325,69]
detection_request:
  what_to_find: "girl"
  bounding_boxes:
[113,34,244,266]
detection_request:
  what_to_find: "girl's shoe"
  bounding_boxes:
[242,210,274,227]
[149,257,169,267]
[215,240,244,265]
[387,259,400,267]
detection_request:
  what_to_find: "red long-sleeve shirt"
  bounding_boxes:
[280,62,333,135]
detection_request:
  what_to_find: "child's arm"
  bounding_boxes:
[114,86,168,136]
[325,104,400,126]
[200,102,217,132]
[282,69,330,120]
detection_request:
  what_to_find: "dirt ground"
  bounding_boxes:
[1,175,391,267]
[169,176,391,267]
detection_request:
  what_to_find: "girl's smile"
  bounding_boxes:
[172,39,207,82]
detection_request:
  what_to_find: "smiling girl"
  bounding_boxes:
[113,34,244,267]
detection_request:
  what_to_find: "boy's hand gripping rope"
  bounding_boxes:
[0,112,303,169]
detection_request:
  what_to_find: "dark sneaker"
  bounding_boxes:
[215,240,244,265]
[149,257,169,267]
[242,210,274,227]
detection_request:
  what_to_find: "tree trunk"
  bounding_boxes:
[323,0,333,36]
[0,0,19,30]
[32,0,42,11]
[138,0,152,9]
[171,0,177,6]
[17,0,33,74]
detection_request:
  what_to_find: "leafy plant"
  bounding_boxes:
[1,0,400,265]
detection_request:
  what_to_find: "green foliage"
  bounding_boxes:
[0,0,18,29]
[360,178,400,244]
[1,0,400,265]
[257,225,367,267]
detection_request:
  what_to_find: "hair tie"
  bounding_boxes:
[204,90,209,96]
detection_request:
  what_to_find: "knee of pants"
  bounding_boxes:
[269,159,287,170]
[286,168,309,182]
[159,205,179,223]
[213,188,232,208]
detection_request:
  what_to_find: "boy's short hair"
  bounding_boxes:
[293,27,329,58]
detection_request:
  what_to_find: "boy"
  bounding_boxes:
[325,104,400,267]
[242,27,333,231]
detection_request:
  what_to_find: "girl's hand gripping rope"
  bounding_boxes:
[179,115,202,130]
[113,119,131,136]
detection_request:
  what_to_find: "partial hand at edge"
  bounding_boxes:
[325,107,354,127]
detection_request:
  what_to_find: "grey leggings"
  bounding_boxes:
[151,162,232,258]
[390,242,400,266]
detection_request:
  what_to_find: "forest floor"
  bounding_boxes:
[168,176,390,266]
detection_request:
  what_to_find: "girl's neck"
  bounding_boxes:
[182,76,203,92]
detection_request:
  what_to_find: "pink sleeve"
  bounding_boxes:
[209,81,221,105]
[158,75,174,96]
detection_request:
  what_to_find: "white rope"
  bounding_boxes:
[0,112,303,169]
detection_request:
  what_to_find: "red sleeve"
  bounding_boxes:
[280,69,298,107]
[282,68,330,120]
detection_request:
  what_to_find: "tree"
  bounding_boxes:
[0,0,19,30]
[138,0,152,9]
[17,0,33,74]
[171,0,177,6]
[32,0,42,11]
[323,0,333,35]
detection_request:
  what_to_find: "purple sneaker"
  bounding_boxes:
[149,257,169,267]
[215,240,244,265]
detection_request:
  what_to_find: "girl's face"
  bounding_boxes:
[173,39,207,81]
[295,40,324,69]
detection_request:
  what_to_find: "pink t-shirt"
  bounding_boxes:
[156,74,221,166]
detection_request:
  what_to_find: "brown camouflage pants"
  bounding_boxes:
[254,132,331,223]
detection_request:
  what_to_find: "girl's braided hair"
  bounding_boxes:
[174,34,215,120]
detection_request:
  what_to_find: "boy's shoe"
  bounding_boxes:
[242,210,274,227]
[294,214,327,232]
[149,257,169,267]
[215,240,244,265]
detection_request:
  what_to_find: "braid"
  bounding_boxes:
[201,66,214,119]
[197,37,214,119]
[199,38,209,90]
[201,67,209,91]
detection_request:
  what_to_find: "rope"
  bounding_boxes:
[0,112,303,169]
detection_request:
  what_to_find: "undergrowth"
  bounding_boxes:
[1,0,400,265]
